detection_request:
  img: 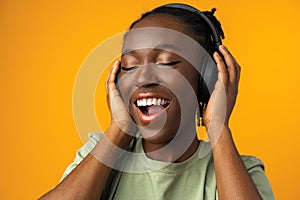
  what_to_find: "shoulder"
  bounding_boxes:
[75,132,104,156]
[205,152,274,199]
[241,155,265,171]
[60,133,104,180]
[241,155,274,200]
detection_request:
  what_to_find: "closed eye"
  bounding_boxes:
[120,65,139,71]
[120,61,181,71]
[157,61,181,66]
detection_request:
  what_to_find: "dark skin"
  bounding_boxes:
[119,50,200,162]
[39,15,262,200]
[118,15,209,162]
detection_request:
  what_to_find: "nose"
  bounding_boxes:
[135,63,159,87]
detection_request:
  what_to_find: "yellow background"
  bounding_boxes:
[1,0,300,199]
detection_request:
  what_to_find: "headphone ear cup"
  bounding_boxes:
[198,48,218,104]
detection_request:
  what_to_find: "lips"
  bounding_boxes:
[133,95,171,124]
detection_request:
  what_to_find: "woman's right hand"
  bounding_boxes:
[106,60,137,138]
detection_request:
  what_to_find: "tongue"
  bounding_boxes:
[147,105,165,115]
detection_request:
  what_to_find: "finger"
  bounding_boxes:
[236,64,241,85]
[218,45,238,84]
[213,51,228,84]
[106,60,119,91]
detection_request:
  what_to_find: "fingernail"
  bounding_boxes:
[220,45,226,50]
[214,52,220,57]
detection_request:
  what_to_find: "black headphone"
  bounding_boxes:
[152,3,222,106]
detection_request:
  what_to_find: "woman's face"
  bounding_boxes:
[119,15,201,144]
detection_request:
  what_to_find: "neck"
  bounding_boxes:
[142,124,200,163]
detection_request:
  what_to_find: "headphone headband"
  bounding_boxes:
[152,3,222,49]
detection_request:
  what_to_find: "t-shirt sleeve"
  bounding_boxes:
[242,156,275,200]
[60,133,103,181]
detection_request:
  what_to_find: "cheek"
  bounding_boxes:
[180,67,199,94]
[160,68,199,99]
[159,71,199,111]
[118,74,135,103]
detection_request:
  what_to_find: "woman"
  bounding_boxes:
[40,3,274,200]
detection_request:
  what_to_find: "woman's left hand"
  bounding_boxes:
[203,45,241,140]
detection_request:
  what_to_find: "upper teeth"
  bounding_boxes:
[136,98,170,107]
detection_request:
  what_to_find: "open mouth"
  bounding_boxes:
[135,98,170,115]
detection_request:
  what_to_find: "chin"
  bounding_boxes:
[140,123,179,144]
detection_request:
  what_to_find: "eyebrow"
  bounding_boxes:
[122,44,182,56]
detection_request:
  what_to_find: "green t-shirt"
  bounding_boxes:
[62,133,274,200]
